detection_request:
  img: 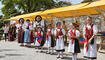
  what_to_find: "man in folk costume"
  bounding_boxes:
[24,19,33,47]
[54,22,65,59]
[68,23,81,60]
[83,16,98,60]
[34,15,45,46]
[17,18,25,46]
[44,24,55,54]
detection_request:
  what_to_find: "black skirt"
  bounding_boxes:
[51,35,55,47]
[74,39,81,53]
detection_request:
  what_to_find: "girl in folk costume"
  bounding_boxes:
[34,26,43,51]
[44,24,55,54]
[17,18,25,46]
[24,19,33,47]
[83,16,98,60]
[68,23,81,60]
[54,22,65,59]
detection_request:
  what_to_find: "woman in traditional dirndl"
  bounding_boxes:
[8,24,15,41]
[54,22,65,59]
[68,23,81,60]
[44,24,55,54]
[17,18,25,46]
[83,16,98,60]
[24,19,33,47]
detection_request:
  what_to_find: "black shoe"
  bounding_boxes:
[46,52,50,54]
[40,51,43,53]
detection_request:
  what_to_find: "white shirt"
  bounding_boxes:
[3,26,9,33]
[68,29,80,37]
[83,24,98,38]
[33,21,44,28]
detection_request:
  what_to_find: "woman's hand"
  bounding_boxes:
[61,35,63,39]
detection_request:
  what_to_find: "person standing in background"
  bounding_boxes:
[62,21,68,45]
[2,24,9,42]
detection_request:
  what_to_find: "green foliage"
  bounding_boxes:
[0,0,55,17]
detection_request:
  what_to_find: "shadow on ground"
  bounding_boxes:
[0,49,17,52]
[0,56,5,58]
[5,54,25,56]
[63,57,86,60]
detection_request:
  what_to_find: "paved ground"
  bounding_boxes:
[0,40,105,60]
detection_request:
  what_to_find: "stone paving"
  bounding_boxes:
[0,40,105,60]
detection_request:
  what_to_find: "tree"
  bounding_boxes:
[55,0,72,8]
[0,0,55,17]
[81,0,98,3]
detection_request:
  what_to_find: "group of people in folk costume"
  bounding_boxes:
[16,15,98,60]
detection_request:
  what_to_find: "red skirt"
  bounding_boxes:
[30,31,34,43]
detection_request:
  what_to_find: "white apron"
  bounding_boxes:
[54,28,65,51]
[45,29,54,48]
[68,29,80,53]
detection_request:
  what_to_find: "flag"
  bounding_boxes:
[80,38,86,43]
[37,37,42,44]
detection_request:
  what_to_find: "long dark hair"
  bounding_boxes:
[35,15,42,21]
[19,18,24,24]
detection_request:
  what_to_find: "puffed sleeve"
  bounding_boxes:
[76,30,80,37]
[54,29,57,36]
[41,21,45,27]
[33,22,36,28]
[22,24,25,30]
[35,32,37,36]
[51,29,54,35]
[29,25,33,30]
[62,29,65,35]
[41,31,43,36]
[83,25,86,38]
[83,26,86,35]
[93,25,98,35]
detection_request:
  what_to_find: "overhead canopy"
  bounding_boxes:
[40,0,105,18]
[8,11,53,21]
[8,0,105,21]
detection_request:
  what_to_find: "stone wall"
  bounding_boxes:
[52,15,105,33]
